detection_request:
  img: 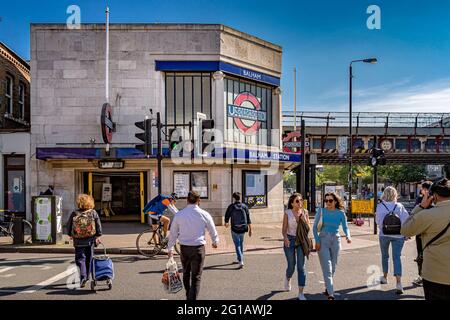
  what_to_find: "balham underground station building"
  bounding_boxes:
[30,23,300,224]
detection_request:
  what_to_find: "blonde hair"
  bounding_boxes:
[76,194,95,210]
[381,186,398,202]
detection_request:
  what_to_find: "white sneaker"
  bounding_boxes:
[284,278,291,291]
[396,283,404,295]
[298,293,307,300]
[239,261,244,268]
[379,276,388,284]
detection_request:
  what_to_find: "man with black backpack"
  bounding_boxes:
[402,178,450,300]
[225,192,252,268]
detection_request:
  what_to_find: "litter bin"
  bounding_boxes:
[12,216,24,245]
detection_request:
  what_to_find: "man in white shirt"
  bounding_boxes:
[167,191,219,300]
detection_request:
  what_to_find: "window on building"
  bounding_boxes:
[242,170,267,208]
[225,77,272,146]
[5,75,13,114]
[173,171,208,199]
[18,83,25,119]
[165,73,212,129]
[4,155,26,216]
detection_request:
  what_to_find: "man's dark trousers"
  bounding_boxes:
[423,279,450,300]
[180,245,205,300]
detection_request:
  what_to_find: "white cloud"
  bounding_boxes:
[356,78,450,113]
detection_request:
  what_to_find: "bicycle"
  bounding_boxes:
[136,220,181,258]
[0,210,33,244]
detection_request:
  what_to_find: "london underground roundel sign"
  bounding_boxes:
[227,92,266,135]
[101,102,114,144]
[283,131,302,154]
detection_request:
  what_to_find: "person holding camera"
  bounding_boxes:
[401,178,450,300]
[412,181,433,286]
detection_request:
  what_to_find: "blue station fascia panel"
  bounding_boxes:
[36,147,301,163]
[155,60,280,87]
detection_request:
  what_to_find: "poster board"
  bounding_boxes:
[102,183,112,202]
[34,197,52,242]
[352,200,374,214]
[191,172,208,198]
[173,172,190,198]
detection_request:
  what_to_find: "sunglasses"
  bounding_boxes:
[325,199,335,203]
[295,199,303,203]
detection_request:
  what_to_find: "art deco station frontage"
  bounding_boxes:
[30,23,300,224]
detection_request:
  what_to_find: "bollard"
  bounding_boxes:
[12,217,24,245]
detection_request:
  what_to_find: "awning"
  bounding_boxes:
[36,147,301,163]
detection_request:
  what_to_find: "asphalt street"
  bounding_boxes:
[0,239,424,300]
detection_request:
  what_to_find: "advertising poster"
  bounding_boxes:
[174,173,190,198]
[191,172,208,198]
[35,197,52,242]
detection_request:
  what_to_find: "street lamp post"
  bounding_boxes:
[348,58,377,220]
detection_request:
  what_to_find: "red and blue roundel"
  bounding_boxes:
[228,92,266,135]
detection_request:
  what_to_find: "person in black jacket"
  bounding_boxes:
[224,192,252,268]
[67,194,102,288]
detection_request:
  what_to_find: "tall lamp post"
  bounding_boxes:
[348,58,377,220]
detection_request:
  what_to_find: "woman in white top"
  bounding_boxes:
[282,193,311,300]
[375,186,409,294]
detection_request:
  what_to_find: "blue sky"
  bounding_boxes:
[1,0,450,113]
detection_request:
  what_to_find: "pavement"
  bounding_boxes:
[0,218,379,256]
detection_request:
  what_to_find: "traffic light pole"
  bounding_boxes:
[156,112,162,195]
[300,119,306,198]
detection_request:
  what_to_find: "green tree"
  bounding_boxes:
[283,170,296,190]
[377,165,426,186]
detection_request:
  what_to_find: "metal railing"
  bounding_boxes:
[283,112,450,128]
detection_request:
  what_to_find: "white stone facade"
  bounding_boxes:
[30,24,288,224]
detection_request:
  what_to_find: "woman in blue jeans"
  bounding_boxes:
[282,193,311,300]
[375,186,409,294]
[313,192,351,300]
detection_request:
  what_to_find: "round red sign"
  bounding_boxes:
[101,102,114,144]
[231,92,263,135]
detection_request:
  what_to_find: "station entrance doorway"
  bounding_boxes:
[83,172,147,222]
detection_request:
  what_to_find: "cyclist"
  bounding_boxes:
[143,193,178,240]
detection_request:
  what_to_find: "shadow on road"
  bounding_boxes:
[204,262,241,271]
[0,258,70,267]
[256,290,286,300]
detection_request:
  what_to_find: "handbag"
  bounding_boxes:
[162,257,183,294]
[317,208,323,233]
[415,221,450,275]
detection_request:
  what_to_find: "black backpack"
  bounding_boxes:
[381,203,402,235]
[231,203,248,233]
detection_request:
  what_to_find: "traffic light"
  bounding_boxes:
[369,148,386,167]
[169,128,183,153]
[201,119,215,156]
[135,118,152,157]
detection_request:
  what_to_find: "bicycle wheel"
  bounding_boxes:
[136,229,162,258]
[23,220,33,244]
